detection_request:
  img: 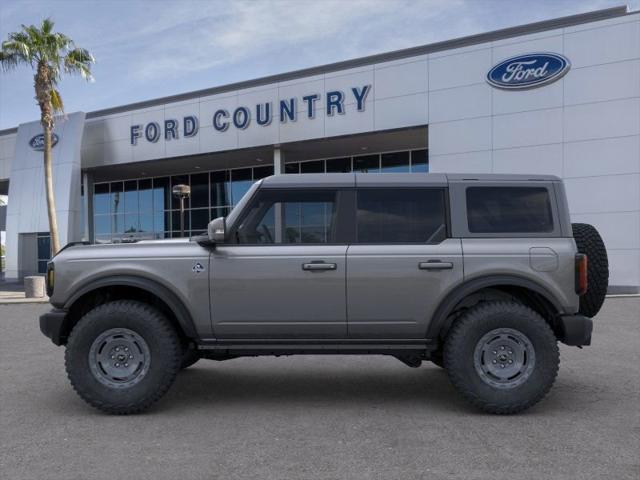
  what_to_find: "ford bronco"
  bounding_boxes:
[39,173,609,414]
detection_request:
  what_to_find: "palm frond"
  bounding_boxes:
[50,88,64,113]
[64,47,94,81]
[41,18,54,35]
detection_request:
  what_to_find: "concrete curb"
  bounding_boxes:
[0,297,50,305]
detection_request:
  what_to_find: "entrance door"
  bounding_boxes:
[210,188,349,338]
[346,187,463,338]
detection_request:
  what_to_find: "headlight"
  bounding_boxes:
[46,262,55,297]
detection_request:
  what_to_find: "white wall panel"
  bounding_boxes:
[102,114,134,143]
[564,98,640,142]
[606,250,640,289]
[429,150,492,173]
[325,102,374,138]
[564,60,640,106]
[324,68,374,107]
[428,83,491,123]
[493,108,562,149]
[374,93,428,131]
[571,211,640,250]
[564,20,640,68]
[564,174,640,214]
[428,48,492,90]
[493,143,563,176]
[492,34,563,63]
[103,139,132,165]
[374,60,427,100]
[238,116,280,149]
[564,135,640,178]
[199,124,238,153]
[429,116,491,155]
[492,80,563,115]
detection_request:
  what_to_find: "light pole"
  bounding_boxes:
[172,184,191,237]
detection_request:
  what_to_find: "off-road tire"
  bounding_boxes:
[444,301,559,414]
[180,346,200,370]
[65,300,182,414]
[572,223,609,317]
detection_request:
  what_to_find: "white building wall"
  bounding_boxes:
[0,133,16,181]
[5,113,85,279]
[0,9,637,290]
[428,13,640,291]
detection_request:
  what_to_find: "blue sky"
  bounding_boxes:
[0,0,635,130]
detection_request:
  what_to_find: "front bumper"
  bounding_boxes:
[557,314,593,346]
[39,309,68,346]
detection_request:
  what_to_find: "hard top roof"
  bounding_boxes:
[259,172,560,188]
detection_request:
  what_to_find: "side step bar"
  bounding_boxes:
[196,339,438,356]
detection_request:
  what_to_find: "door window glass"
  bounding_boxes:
[235,190,337,244]
[356,188,446,243]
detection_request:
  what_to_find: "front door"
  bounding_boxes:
[346,187,463,338]
[210,188,348,338]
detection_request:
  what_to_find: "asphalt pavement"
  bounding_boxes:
[1,298,639,480]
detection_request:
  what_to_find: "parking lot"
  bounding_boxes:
[1,298,638,480]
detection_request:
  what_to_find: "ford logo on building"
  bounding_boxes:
[29,133,59,151]
[487,53,570,90]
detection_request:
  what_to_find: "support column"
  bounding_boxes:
[83,172,94,242]
[273,147,285,242]
[273,146,285,175]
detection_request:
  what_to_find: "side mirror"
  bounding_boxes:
[208,216,226,244]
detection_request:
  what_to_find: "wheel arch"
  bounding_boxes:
[427,274,566,341]
[60,275,198,344]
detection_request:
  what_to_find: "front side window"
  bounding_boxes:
[235,189,337,244]
[466,187,554,233]
[356,188,447,243]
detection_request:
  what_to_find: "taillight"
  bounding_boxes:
[575,254,587,295]
[46,262,55,297]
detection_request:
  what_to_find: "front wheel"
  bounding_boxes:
[65,300,182,414]
[444,301,559,414]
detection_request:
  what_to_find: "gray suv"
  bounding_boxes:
[39,173,609,414]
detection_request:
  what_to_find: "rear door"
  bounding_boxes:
[346,185,463,339]
[210,187,350,338]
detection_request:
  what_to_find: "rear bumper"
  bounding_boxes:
[39,309,68,346]
[557,314,593,346]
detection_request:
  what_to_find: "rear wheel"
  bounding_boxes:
[444,301,559,414]
[572,223,609,317]
[65,300,182,414]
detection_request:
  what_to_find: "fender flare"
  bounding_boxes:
[63,275,197,338]
[426,274,566,339]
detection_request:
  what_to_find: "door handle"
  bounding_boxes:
[302,262,337,271]
[419,261,453,270]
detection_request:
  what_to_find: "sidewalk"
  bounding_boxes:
[0,282,50,304]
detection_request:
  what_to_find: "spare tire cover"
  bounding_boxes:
[572,223,609,317]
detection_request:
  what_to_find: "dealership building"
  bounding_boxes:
[0,6,639,292]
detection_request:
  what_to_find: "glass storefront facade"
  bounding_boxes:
[92,149,428,243]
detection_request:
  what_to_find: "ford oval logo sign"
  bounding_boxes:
[487,53,570,90]
[29,133,59,151]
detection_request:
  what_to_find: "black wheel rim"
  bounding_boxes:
[88,328,151,389]
[473,328,535,390]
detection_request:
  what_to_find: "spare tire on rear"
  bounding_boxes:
[572,223,609,317]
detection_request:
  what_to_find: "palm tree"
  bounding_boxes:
[0,18,94,255]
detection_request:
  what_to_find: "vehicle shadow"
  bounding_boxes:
[157,359,466,413]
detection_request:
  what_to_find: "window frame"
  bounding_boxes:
[226,187,353,246]
[353,187,450,245]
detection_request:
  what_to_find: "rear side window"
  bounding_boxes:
[356,188,447,243]
[466,187,553,233]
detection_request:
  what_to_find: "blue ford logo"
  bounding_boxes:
[29,133,59,151]
[487,53,570,90]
